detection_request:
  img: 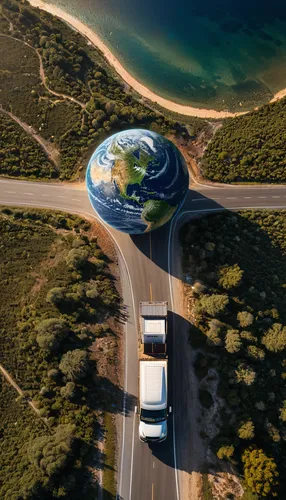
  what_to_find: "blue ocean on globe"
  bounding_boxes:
[86,129,189,234]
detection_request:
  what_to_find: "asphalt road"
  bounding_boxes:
[1,177,286,500]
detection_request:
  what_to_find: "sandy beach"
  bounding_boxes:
[28,0,286,119]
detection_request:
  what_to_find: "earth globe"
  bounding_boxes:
[86,129,189,234]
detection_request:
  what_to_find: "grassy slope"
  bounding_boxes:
[0,207,121,499]
[180,210,286,497]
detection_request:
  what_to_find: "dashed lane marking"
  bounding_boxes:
[57,195,66,199]
[272,196,280,198]
[258,196,266,199]
[4,191,16,194]
[72,198,81,202]
[226,197,237,200]
[23,192,33,196]
[41,194,49,197]
[244,196,252,199]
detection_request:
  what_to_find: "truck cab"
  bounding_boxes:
[139,361,168,443]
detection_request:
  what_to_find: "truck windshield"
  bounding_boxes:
[140,409,167,423]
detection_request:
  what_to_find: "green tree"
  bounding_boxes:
[59,349,89,381]
[238,419,255,440]
[218,264,243,290]
[262,323,286,352]
[199,294,229,316]
[36,318,67,352]
[242,447,279,497]
[225,329,242,353]
[28,424,75,477]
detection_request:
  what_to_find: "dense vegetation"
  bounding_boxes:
[0,112,57,178]
[180,211,286,497]
[201,98,286,183]
[0,0,204,180]
[0,207,121,498]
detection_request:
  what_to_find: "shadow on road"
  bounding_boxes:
[131,189,223,283]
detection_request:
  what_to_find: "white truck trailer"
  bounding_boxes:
[139,360,168,442]
[138,301,171,443]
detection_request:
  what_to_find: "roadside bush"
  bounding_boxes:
[216,445,235,460]
[242,447,279,497]
[46,287,66,305]
[218,264,243,290]
[65,248,90,270]
[199,294,229,317]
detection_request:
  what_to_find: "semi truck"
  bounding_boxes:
[137,301,171,443]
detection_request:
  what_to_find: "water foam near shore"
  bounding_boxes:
[29,0,286,116]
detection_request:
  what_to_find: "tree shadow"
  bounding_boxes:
[130,189,223,283]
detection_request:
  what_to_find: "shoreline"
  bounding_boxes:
[28,0,286,119]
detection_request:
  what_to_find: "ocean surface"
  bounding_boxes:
[44,0,286,111]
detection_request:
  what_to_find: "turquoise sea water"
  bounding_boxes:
[44,0,286,111]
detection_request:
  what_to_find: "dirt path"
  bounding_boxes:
[36,48,87,110]
[0,105,61,167]
[0,363,45,420]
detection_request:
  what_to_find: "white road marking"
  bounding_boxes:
[23,192,33,196]
[153,462,155,469]
[4,191,16,194]
[258,196,266,199]
[57,195,66,199]
[212,197,220,200]
[41,194,49,197]
[226,197,237,200]
[129,409,136,500]
[272,196,280,198]
[72,198,81,202]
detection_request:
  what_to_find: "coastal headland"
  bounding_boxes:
[27,0,285,120]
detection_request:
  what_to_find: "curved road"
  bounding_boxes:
[1,178,286,500]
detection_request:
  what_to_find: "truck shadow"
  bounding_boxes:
[130,189,223,284]
[149,310,208,475]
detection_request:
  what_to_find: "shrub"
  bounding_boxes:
[199,294,229,316]
[238,419,255,440]
[60,382,76,400]
[235,363,256,386]
[262,323,286,352]
[193,281,207,296]
[218,264,243,290]
[242,447,279,497]
[36,318,67,353]
[65,248,90,270]
[247,345,265,361]
[59,349,90,381]
[46,287,66,305]
[216,445,235,460]
[237,311,254,328]
[225,329,242,353]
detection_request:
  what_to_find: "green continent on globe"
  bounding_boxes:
[141,200,177,231]
[111,143,154,199]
